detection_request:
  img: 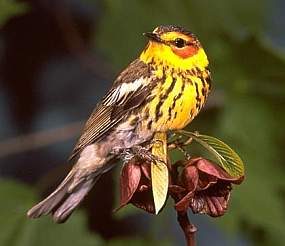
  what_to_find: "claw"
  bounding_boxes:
[131,145,165,164]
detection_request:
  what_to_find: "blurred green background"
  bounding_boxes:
[0,0,285,245]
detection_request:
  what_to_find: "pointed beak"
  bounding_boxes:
[143,32,162,43]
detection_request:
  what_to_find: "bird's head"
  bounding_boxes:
[140,25,209,71]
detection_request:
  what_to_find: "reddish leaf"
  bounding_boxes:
[172,157,244,217]
[141,162,151,180]
[197,172,217,191]
[169,185,186,195]
[181,165,199,192]
[190,194,205,214]
[131,187,155,214]
[175,191,195,212]
[190,181,232,217]
[119,159,141,207]
[196,158,243,183]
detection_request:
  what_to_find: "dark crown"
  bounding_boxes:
[154,25,193,37]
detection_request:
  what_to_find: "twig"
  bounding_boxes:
[177,211,197,246]
[169,163,197,246]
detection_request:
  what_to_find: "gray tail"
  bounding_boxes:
[27,171,100,223]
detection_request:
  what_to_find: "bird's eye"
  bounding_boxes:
[174,38,186,48]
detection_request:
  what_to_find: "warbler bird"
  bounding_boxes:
[27,25,211,222]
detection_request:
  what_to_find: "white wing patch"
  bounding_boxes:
[103,77,145,106]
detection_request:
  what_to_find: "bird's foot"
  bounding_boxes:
[130,145,164,164]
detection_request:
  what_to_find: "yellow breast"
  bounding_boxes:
[140,67,210,133]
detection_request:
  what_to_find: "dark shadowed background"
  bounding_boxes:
[0,0,285,245]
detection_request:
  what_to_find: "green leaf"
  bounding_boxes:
[177,130,244,177]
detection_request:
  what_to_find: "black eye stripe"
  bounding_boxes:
[159,37,194,48]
